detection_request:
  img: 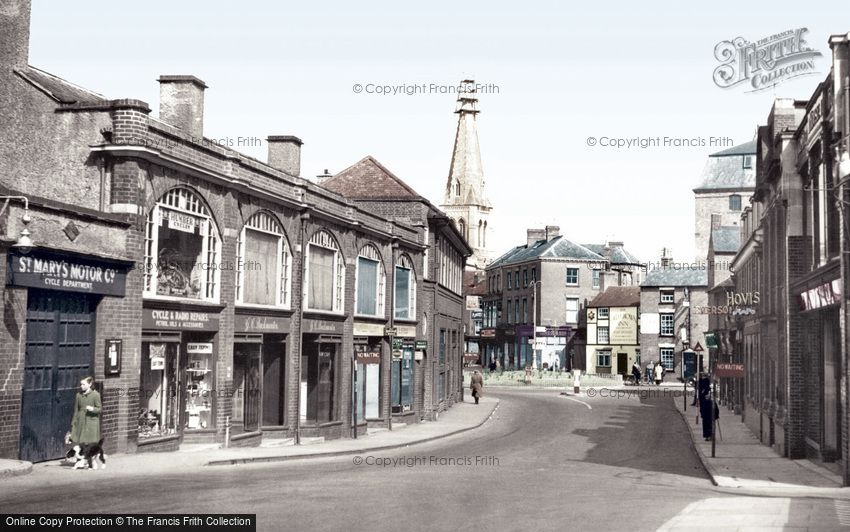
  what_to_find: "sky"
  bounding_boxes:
[26,1,848,264]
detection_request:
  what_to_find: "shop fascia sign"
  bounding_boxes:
[9,252,129,296]
[798,279,841,312]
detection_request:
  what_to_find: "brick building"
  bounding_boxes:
[0,1,456,462]
[481,228,642,371]
[320,156,472,420]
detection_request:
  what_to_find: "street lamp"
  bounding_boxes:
[0,196,33,253]
[529,280,541,370]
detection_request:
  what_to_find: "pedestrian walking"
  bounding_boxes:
[697,374,718,441]
[470,370,484,405]
[645,361,654,384]
[69,376,102,450]
[488,358,497,373]
[654,362,664,385]
[631,362,641,386]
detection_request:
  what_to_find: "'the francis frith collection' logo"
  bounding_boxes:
[713,28,822,92]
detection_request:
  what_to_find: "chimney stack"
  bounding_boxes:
[710,214,722,230]
[267,136,303,177]
[527,228,546,246]
[158,75,207,139]
[660,247,673,268]
[0,0,31,69]
[545,225,560,241]
[316,168,333,184]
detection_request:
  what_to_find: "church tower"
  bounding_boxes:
[441,79,492,270]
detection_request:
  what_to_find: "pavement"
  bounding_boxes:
[673,393,850,499]
[0,395,498,481]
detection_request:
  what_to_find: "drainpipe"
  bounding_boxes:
[295,210,310,445]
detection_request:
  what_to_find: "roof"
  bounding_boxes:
[16,66,108,106]
[464,270,488,296]
[321,156,421,200]
[582,243,643,266]
[641,267,708,287]
[694,140,757,192]
[710,139,757,157]
[588,286,640,308]
[489,236,604,268]
[710,226,741,254]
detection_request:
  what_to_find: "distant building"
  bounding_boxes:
[584,286,641,376]
[440,80,492,270]
[481,227,642,370]
[693,141,756,262]
[639,252,709,378]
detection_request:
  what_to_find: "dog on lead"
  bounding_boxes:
[65,439,107,470]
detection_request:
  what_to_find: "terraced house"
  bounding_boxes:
[0,1,468,462]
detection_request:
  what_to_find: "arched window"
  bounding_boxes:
[483,220,487,247]
[235,211,291,307]
[478,220,483,247]
[458,219,466,242]
[306,230,345,313]
[144,187,220,301]
[455,180,461,196]
[394,254,417,320]
[356,244,386,317]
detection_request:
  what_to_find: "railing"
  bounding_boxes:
[463,370,623,388]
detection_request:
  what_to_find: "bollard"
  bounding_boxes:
[573,369,581,394]
[224,415,231,448]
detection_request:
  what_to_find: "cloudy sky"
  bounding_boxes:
[28,1,847,263]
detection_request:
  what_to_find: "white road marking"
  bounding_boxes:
[562,396,592,410]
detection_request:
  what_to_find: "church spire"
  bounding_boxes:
[441,79,492,269]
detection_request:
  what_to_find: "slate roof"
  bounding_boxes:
[582,243,643,266]
[588,286,640,308]
[490,236,604,268]
[321,156,421,200]
[710,226,741,254]
[16,66,108,106]
[694,140,757,192]
[641,268,708,287]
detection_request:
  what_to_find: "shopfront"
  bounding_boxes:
[301,318,344,435]
[233,314,289,436]
[140,307,219,449]
[353,321,385,423]
[392,324,416,415]
[9,250,131,462]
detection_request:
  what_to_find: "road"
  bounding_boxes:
[0,389,844,531]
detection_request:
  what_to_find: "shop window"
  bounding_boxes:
[306,230,345,313]
[391,345,414,412]
[301,342,337,423]
[139,342,181,438]
[144,188,221,301]
[235,211,291,307]
[439,329,446,364]
[438,371,446,402]
[356,245,386,317]
[355,343,381,420]
[394,254,416,320]
[185,342,214,430]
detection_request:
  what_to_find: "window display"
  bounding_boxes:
[185,343,214,429]
[139,342,180,438]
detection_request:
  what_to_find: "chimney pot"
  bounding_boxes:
[267,136,303,177]
[0,0,31,68]
[158,75,207,139]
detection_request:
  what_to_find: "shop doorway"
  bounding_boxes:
[233,344,261,433]
[20,290,95,462]
[617,353,628,376]
[262,342,286,427]
[300,338,338,424]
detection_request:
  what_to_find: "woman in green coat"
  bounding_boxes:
[70,376,102,444]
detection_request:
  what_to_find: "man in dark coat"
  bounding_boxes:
[631,362,642,386]
[697,373,717,440]
[470,370,484,405]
